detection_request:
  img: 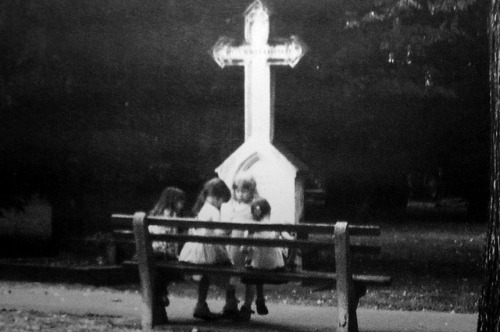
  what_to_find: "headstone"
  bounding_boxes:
[0,194,52,240]
[213,0,307,224]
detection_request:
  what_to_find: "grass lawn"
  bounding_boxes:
[358,219,484,313]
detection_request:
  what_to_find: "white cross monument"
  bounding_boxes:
[213,0,308,225]
[212,0,305,142]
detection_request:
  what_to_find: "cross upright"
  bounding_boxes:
[213,0,306,143]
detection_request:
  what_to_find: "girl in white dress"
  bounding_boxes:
[178,177,231,320]
[148,186,186,308]
[239,198,295,321]
[149,187,186,260]
[220,172,258,320]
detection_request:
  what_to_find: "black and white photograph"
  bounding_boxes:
[0,0,497,331]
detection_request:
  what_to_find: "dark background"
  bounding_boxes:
[0,0,490,244]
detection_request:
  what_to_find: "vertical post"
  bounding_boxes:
[270,68,275,142]
[245,52,271,141]
[334,222,358,332]
[133,212,167,330]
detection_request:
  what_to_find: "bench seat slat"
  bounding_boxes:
[122,260,391,286]
[111,214,380,236]
[113,231,381,254]
[152,234,335,249]
[149,234,381,255]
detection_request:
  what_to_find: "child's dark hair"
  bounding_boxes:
[251,198,271,222]
[192,177,231,215]
[149,187,186,217]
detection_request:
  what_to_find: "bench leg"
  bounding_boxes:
[337,280,360,332]
[133,212,168,330]
[335,222,360,332]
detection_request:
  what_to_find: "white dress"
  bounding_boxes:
[178,202,230,265]
[148,209,178,259]
[221,200,254,268]
[248,217,285,270]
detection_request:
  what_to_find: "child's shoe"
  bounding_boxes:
[255,298,269,315]
[222,299,240,320]
[161,288,170,307]
[193,302,221,321]
[238,305,254,322]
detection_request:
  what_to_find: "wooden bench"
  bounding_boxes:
[112,212,391,332]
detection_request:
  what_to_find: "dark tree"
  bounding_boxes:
[478,0,500,330]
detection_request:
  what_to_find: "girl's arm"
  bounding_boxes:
[193,203,217,236]
[280,231,295,240]
[240,230,253,256]
[219,203,233,236]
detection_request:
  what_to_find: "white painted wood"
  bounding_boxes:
[216,140,303,224]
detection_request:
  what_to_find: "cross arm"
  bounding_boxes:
[267,36,307,68]
[212,37,246,68]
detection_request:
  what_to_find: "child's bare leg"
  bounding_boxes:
[155,270,169,307]
[237,283,255,321]
[256,283,264,300]
[197,275,210,303]
[242,283,255,308]
[255,283,269,315]
[222,280,239,318]
[193,275,220,321]
[226,283,237,303]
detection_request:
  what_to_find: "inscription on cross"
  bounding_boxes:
[212,0,306,142]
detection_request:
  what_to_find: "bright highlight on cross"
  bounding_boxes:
[212,0,306,142]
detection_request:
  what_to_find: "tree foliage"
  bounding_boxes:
[0,0,489,224]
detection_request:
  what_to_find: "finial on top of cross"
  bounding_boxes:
[244,0,270,46]
[212,0,306,69]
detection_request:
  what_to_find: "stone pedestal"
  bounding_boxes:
[216,139,306,224]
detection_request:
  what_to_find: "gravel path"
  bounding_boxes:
[0,281,477,332]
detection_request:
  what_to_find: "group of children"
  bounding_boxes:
[148,173,292,322]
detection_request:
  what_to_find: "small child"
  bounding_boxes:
[240,198,294,321]
[149,186,186,259]
[220,172,258,320]
[178,177,232,321]
[147,186,186,308]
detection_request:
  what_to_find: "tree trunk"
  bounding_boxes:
[478,0,500,331]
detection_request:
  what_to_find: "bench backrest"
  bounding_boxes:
[112,213,381,253]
